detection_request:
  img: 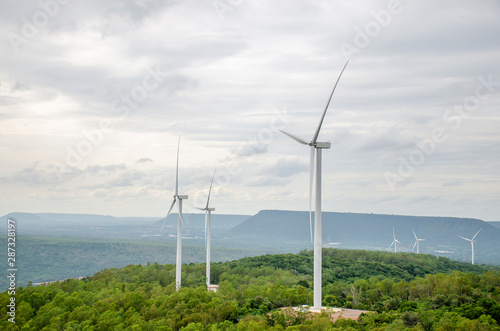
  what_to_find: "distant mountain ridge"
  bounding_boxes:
[0,212,249,238]
[489,221,500,229]
[2,210,499,264]
[227,210,500,265]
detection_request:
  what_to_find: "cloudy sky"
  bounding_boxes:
[1,0,499,221]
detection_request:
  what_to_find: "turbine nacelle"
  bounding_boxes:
[315,141,331,149]
[279,130,331,149]
[176,195,188,200]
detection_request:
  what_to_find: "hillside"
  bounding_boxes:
[0,236,287,291]
[1,210,499,292]
[228,210,500,264]
[1,249,499,330]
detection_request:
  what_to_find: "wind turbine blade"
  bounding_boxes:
[280,130,309,145]
[161,198,177,232]
[395,239,402,244]
[204,210,208,249]
[459,236,472,242]
[311,60,349,144]
[388,241,394,249]
[178,199,183,224]
[412,228,417,240]
[195,207,205,211]
[175,136,180,196]
[472,228,481,240]
[309,146,315,243]
[393,227,396,240]
[206,169,216,209]
[412,241,417,252]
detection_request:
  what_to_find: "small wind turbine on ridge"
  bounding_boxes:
[161,137,188,291]
[459,228,481,265]
[196,169,216,287]
[388,227,401,253]
[412,228,425,254]
[280,60,349,309]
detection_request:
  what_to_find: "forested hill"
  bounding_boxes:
[1,249,499,329]
[223,249,499,283]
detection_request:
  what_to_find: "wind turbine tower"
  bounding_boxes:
[412,228,425,254]
[459,229,481,264]
[389,227,401,253]
[281,60,349,309]
[197,170,216,287]
[161,137,188,291]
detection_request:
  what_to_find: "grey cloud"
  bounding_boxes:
[0,162,129,185]
[375,195,402,203]
[10,81,30,93]
[136,157,153,164]
[262,156,309,178]
[231,143,268,158]
[105,170,149,187]
[442,180,462,187]
[353,130,415,154]
[409,195,442,204]
[241,156,308,187]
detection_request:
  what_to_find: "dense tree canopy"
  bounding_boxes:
[1,249,499,330]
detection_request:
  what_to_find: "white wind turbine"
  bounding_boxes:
[412,228,425,254]
[280,60,349,309]
[459,229,481,265]
[197,170,216,287]
[389,227,402,253]
[161,137,188,291]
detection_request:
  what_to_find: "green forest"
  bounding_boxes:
[0,235,288,290]
[1,249,499,330]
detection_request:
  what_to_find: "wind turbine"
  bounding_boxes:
[459,229,481,264]
[280,60,349,309]
[161,137,188,291]
[388,227,402,253]
[197,170,216,287]
[412,228,425,254]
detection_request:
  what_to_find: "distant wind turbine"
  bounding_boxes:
[459,229,481,265]
[388,227,402,253]
[161,137,188,291]
[197,170,216,287]
[280,60,349,309]
[412,228,425,254]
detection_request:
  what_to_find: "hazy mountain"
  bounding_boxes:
[2,210,498,264]
[489,222,500,229]
[227,210,500,264]
[154,213,250,230]
[0,212,249,239]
